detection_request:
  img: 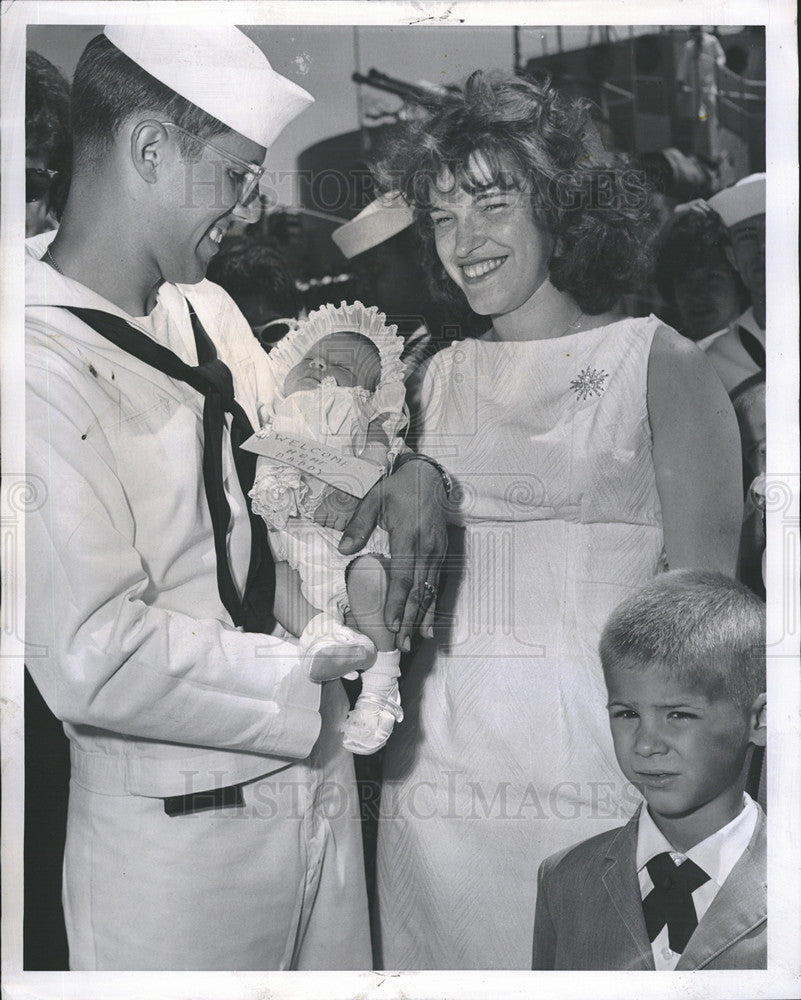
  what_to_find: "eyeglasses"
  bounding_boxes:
[159,121,264,207]
[26,167,57,203]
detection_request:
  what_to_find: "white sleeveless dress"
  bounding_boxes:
[376,316,666,969]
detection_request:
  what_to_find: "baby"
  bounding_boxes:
[250,301,408,754]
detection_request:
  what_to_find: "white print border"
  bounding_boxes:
[1,2,798,1000]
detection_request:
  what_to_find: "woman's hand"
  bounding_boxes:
[648,324,743,574]
[339,458,448,651]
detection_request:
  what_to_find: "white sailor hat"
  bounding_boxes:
[104,25,313,149]
[708,173,766,228]
[331,192,415,258]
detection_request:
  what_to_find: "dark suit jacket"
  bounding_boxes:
[532,806,766,970]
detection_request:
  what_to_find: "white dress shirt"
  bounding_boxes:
[636,794,759,970]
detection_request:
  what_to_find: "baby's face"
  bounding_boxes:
[283,332,381,396]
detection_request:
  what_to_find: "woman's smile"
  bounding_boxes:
[460,255,508,281]
[429,177,553,320]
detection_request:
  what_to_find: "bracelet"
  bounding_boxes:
[391,451,453,498]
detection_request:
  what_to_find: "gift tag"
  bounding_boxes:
[242,431,384,498]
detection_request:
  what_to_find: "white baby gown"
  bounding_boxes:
[251,381,393,616]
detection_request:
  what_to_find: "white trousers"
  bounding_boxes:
[62,683,371,970]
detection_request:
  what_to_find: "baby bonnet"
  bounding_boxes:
[268,301,408,429]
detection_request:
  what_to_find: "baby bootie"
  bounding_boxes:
[342,682,404,755]
[300,613,376,682]
[342,649,403,754]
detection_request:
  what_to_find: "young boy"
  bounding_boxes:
[532,570,766,971]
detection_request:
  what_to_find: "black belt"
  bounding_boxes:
[163,783,245,816]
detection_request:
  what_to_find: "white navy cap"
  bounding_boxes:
[708,173,766,228]
[103,25,314,149]
[331,192,415,258]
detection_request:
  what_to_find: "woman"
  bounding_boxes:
[654,206,748,344]
[26,50,72,237]
[374,72,743,970]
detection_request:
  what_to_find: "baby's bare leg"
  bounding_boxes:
[344,554,403,754]
[273,560,376,681]
[346,554,395,652]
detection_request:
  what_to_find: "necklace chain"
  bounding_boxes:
[44,245,63,275]
[563,307,584,335]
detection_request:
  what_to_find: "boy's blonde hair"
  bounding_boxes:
[599,570,765,710]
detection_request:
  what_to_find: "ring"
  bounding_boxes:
[423,581,437,598]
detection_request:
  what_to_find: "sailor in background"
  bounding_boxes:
[705,173,766,394]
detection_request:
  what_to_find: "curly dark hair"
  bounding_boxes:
[26,50,72,218]
[373,71,657,316]
[71,35,230,171]
[654,207,749,311]
[206,238,301,318]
